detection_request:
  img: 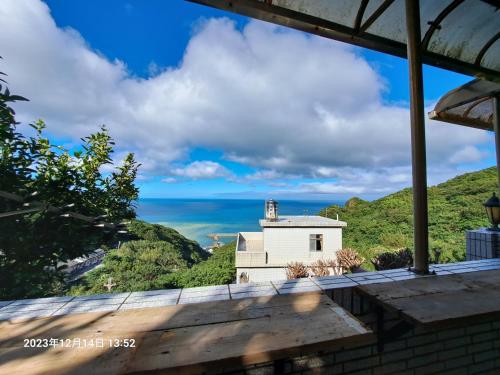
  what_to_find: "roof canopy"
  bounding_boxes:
[429,79,500,131]
[189,0,500,82]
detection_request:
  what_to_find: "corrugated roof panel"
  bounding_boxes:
[188,0,500,81]
[427,0,500,66]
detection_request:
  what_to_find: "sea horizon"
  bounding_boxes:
[136,198,345,247]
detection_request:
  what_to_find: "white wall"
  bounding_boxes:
[263,227,342,265]
[236,267,287,283]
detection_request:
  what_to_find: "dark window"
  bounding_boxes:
[309,234,323,251]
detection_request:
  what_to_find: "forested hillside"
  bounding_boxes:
[321,167,498,266]
[69,220,234,295]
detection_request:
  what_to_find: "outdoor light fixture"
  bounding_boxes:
[484,193,500,231]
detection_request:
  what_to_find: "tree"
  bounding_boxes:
[0,67,140,299]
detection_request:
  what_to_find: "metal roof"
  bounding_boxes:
[189,0,500,82]
[259,215,347,227]
[429,78,500,131]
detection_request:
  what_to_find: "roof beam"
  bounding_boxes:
[421,0,464,51]
[475,31,500,66]
[354,0,369,34]
[359,0,394,34]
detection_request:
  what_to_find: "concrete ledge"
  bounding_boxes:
[1,258,500,321]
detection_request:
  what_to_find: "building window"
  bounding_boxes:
[309,234,323,251]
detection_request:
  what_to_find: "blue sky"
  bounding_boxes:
[2,0,495,200]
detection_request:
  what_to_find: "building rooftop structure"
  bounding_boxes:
[259,215,347,228]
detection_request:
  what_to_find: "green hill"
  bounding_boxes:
[68,221,234,295]
[320,167,498,267]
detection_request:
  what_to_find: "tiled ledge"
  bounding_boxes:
[1,258,500,321]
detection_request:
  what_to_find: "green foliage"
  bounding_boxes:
[167,242,235,288]
[371,248,413,271]
[0,67,139,299]
[70,234,234,295]
[126,220,208,265]
[321,167,497,269]
[69,240,189,295]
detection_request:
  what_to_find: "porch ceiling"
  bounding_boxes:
[188,0,500,82]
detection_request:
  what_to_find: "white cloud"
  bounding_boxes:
[449,145,486,164]
[161,177,178,184]
[0,0,492,195]
[169,161,230,180]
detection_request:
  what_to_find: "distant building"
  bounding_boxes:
[235,200,346,283]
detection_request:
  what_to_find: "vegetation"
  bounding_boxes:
[336,248,365,272]
[321,167,498,269]
[0,68,139,299]
[69,223,233,295]
[166,242,235,288]
[371,248,413,271]
[126,220,208,266]
[286,261,310,279]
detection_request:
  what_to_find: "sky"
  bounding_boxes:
[0,0,495,200]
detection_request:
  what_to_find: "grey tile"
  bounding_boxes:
[231,290,278,299]
[0,301,14,309]
[230,287,276,296]
[272,279,315,289]
[377,268,411,275]
[182,285,228,293]
[126,290,180,303]
[472,264,500,271]
[123,295,179,305]
[178,294,230,305]
[62,299,125,309]
[0,308,59,321]
[388,274,434,281]
[229,283,274,293]
[127,289,181,299]
[355,278,395,285]
[314,280,358,290]
[8,296,74,306]
[119,299,178,310]
[180,286,229,297]
[1,302,67,313]
[72,292,130,301]
[276,285,321,294]
[449,268,480,274]
[54,304,120,316]
[311,275,351,283]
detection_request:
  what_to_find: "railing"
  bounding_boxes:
[236,251,267,267]
[65,251,106,279]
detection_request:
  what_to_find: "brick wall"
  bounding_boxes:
[206,287,500,375]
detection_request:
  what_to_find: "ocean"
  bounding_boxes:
[136,199,343,247]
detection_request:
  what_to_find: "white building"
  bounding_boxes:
[235,200,346,283]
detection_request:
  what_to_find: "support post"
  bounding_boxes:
[405,0,429,273]
[493,96,500,191]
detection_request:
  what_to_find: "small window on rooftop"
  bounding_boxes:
[309,234,323,252]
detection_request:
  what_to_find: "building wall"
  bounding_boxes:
[236,267,286,284]
[263,227,342,265]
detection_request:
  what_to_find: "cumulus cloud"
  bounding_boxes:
[0,0,492,196]
[169,161,231,180]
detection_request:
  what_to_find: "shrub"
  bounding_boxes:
[309,259,330,277]
[336,248,365,272]
[286,262,309,280]
[371,248,413,270]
